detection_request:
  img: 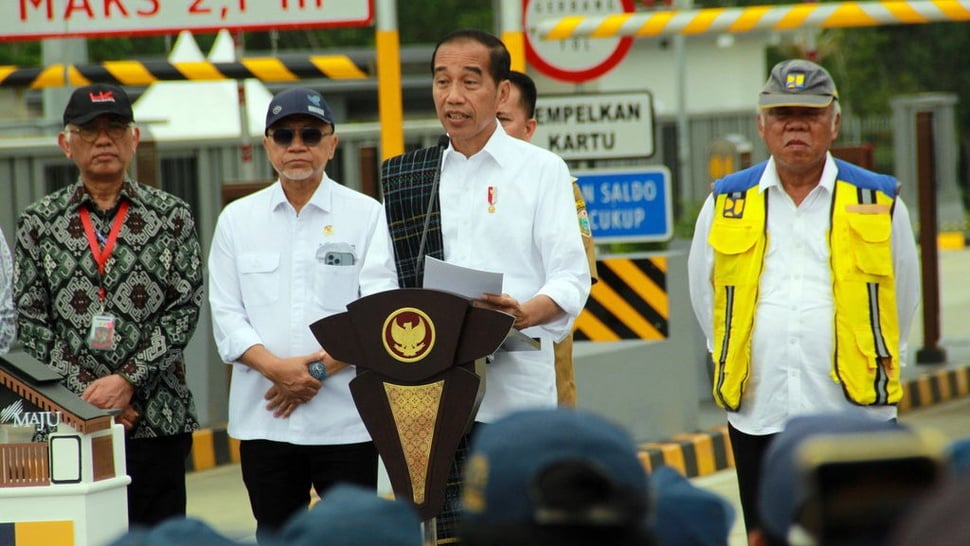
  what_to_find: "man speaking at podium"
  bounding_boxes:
[361,29,591,539]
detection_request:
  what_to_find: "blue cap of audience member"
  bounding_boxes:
[757,412,906,544]
[946,436,970,474]
[105,517,242,546]
[650,466,735,546]
[459,408,654,546]
[272,483,421,546]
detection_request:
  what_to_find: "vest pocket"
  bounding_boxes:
[845,213,892,277]
[709,223,762,285]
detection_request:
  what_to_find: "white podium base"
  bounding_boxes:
[0,475,131,546]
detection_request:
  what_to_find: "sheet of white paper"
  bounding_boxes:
[422,256,503,300]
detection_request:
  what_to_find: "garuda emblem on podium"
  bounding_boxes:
[382,307,436,363]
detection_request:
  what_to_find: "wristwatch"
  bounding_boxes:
[309,360,328,381]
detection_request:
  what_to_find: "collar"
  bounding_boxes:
[443,122,510,168]
[269,175,333,213]
[759,152,838,194]
[69,177,141,212]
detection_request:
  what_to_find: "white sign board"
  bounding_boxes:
[5,0,372,41]
[532,91,655,161]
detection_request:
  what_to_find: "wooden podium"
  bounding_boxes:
[310,288,513,526]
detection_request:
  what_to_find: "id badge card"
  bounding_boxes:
[88,313,116,350]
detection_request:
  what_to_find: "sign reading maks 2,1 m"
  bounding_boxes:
[6,1,372,41]
[574,167,672,243]
[533,91,654,161]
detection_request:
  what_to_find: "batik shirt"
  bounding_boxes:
[0,229,14,353]
[15,178,202,438]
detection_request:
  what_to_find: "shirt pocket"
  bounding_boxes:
[315,263,359,312]
[237,252,280,307]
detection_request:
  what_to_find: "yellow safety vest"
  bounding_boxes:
[709,160,901,410]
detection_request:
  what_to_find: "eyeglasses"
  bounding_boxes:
[267,127,332,147]
[68,121,131,143]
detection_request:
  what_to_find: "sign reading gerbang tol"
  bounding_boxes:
[6,0,373,42]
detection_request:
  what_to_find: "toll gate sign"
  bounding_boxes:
[574,167,672,243]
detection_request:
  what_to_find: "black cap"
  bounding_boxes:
[63,84,134,126]
[265,88,335,133]
[759,59,838,109]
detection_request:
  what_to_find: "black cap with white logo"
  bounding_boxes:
[63,84,134,126]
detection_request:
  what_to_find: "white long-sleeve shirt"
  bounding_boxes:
[687,154,921,435]
[209,177,385,445]
[362,124,591,422]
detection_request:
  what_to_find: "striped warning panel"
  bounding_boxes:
[0,521,73,546]
[574,257,668,341]
[0,57,370,89]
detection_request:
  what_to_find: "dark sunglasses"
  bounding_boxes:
[267,126,331,147]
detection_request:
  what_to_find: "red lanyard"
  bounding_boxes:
[80,200,129,302]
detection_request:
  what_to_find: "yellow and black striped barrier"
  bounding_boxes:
[185,364,970,477]
[536,0,970,40]
[574,256,668,341]
[0,56,370,89]
[185,427,240,472]
[640,426,733,478]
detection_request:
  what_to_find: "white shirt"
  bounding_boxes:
[209,176,385,444]
[362,124,591,422]
[687,154,921,435]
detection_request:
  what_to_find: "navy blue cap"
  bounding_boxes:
[63,84,134,126]
[264,88,334,132]
[757,412,905,541]
[274,484,421,546]
[461,408,650,530]
[947,436,970,474]
[651,466,735,546]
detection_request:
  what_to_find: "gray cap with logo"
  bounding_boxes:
[758,59,838,109]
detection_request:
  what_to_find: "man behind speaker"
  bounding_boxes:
[496,69,599,408]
